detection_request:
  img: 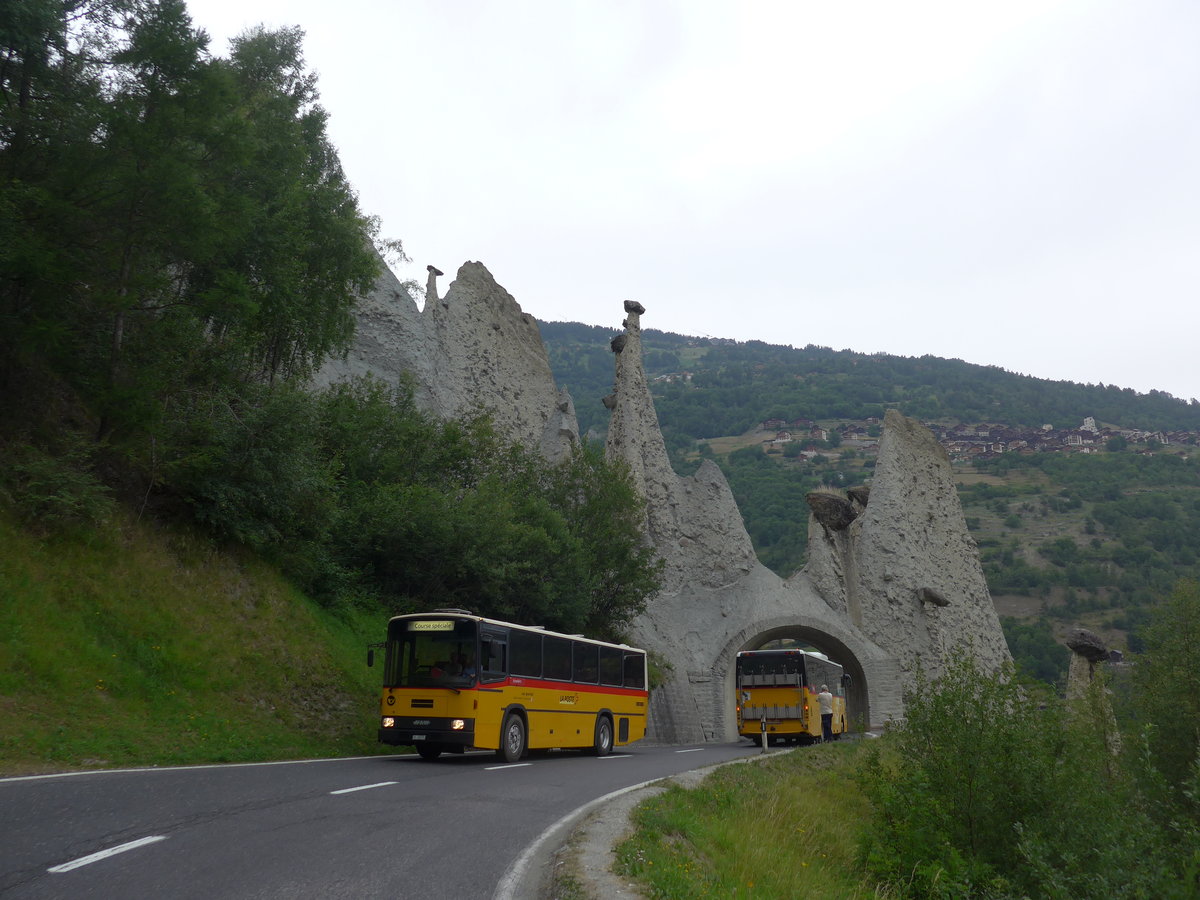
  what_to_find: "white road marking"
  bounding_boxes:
[48,835,167,873]
[2,754,407,784]
[484,762,533,770]
[596,754,632,759]
[329,781,397,795]
[493,778,662,900]
[674,748,703,753]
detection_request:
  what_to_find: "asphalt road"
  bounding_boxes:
[0,741,759,899]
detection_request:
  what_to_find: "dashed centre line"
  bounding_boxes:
[329,781,398,795]
[48,835,167,873]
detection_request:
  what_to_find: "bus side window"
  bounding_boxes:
[573,641,599,684]
[510,630,542,678]
[623,653,645,689]
[599,647,623,686]
[544,636,571,680]
[481,638,507,683]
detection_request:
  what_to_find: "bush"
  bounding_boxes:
[3,439,115,530]
[856,652,1182,898]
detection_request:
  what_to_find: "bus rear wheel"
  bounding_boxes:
[498,712,526,763]
[416,743,441,760]
[593,715,613,756]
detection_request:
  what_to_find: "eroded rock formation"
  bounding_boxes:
[605,305,757,592]
[603,306,1009,738]
[314,258,578,464]
[331,258,1012,740]
[1065,627,1122,754]
[807,408,1010,679]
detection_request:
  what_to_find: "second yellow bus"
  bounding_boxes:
[736,648,849,745]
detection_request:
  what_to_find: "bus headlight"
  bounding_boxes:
[451,719,465,730]
[382,717,396,728]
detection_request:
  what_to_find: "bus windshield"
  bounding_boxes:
[737,652,805,680]
[384,617,478,688]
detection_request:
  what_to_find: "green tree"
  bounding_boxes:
[214,24,378,384]
[1132,578,1200,822]
[1000,616,1068,687]
[542,443,663,640]
[1,2,378,442]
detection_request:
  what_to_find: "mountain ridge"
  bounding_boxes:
[539,320,1200,441]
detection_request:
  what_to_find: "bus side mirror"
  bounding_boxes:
[841,672,852,688]
[367,649,375,668]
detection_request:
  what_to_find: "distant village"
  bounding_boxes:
[756,415,1200,462]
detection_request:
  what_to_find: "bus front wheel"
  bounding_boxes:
[498,712,526,763]
[593,715,613,756]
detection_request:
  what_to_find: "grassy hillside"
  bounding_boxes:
[0,509,386,775]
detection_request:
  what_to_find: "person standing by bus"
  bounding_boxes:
[817,684,834,742]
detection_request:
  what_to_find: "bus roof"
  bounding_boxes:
[387,610,643,653]
[736,648,843,668]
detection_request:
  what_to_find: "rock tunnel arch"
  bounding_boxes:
[712,616,885,742]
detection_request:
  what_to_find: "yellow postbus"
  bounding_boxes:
[372,609,649,761]
[735,648,849,746]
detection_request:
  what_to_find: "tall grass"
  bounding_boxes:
[614,742,884,898]
[0,508,387,773]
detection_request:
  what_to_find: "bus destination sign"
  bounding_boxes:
[408,620,456,632]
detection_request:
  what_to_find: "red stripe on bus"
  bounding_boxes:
[385,678,647,696]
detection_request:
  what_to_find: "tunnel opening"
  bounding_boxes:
[725,625,870,741]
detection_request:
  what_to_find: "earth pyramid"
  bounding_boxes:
[318,260,1012,739]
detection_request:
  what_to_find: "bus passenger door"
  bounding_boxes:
[477,630,509,749]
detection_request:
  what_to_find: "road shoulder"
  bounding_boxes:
[544,748,778,899]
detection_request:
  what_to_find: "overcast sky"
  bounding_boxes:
[185,0,1200,404]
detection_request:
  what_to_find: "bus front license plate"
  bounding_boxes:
[413,735,426,740]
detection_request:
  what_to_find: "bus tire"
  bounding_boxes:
[592,715,613,756]
[498,712,526,763]
[416,743,441,761]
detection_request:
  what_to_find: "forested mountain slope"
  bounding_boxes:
[541,321,1200,441]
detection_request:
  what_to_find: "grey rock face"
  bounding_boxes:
[310,249,438,409]
[605,309,757,591]
[809,409,1011,680]
[315,258,578,464]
